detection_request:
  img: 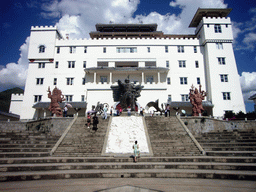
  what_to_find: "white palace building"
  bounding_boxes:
[10,8,246,120]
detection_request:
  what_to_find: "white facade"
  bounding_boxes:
[10,8,246,119]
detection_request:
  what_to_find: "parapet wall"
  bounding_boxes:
[181,117,256,136]
[0,118,74,136]
[11,93,24,101]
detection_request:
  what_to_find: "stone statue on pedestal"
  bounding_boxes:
[48,86,65,117]
[189,84,207,116]
[111,78,143,111]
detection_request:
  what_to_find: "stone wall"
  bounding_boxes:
[181,117,256,137]
[0,117,74,136]
[0,121,27,132]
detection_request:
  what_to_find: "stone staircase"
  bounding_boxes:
[195,130,256,157]
[0,130,59,158]
[53,116,109,157]
[0,116,256,182]
[145,116,201,156]
[0,156,255,181]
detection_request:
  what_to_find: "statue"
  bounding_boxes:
[48,86,65,117]
[111,78,143,111]
[189,84,207,116]
[95,102,109,115]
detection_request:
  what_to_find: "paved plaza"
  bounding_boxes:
[0,178,256,192]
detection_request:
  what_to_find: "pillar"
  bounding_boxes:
[94,72,97,83]
[110,72,112,84]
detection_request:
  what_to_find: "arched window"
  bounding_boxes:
[39,45,45,53]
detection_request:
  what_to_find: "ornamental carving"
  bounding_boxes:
[48,86,65,117]
[189,84,207,116]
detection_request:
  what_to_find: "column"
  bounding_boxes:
[94,72,96,83]
[110,72,112,84]
[141,72,144,84]
[43,109,46,118]
[158,72,160,83]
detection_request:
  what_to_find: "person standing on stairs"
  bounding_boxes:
[133,140,140,163]
[86,113,91,128]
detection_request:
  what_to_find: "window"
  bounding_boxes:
[38,63,45,68]
[146,76,154,84]
[226,24,228,28]
[167,77,171,85]
[215,24,222,33]
[55,61,59,68]
[39,45,45,53]
[70,46,76,54]
[65,95,73,102]
[66,78,74,85]
[103,47,106,53]
[166,61,169,68]
[216,43,223,49]
[56,47,60,54]
[100,76,107,84]
[82,77,86,85]
[36,78,44,85]
[68,61,75,68]
[181,94,189,102]
[53,78,57,85]
[34,95,42,103]
[195,61,199,68]
[218,57,226,65]
[81,95,85,102]
[194,46,197,53]
[220,74,228,82]
[116,47,137,53]
[83,61,86,68]
[223,92,231,100]
[147,47,150,53]
[197,77,201,85]
[180,77,187,85]
[168,95,172,103]
[207,24,210,28]
[177,46,184,53]
[179,60,186,68]
[165,46,168,53]
[84,46,87,53]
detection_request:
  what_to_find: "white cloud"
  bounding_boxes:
[0,37,30,90]
[240,72,256,103]
[40,0,227,38]
[243,33,256,50]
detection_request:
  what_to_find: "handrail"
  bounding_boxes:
[50,115,78,156]
[176,115,206,155]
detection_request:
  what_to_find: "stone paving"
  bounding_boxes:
[105,116,150,154]
[0,178,256,192]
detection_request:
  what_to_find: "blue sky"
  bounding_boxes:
[0,0,256,112]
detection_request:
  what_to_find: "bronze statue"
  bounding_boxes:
[48,86,65,117]
[189,84,207,116]
[111,78,143,111]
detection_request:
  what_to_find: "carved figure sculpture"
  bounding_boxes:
[48,86,65,117]
[111,78,143,111]
[189,84,207,116]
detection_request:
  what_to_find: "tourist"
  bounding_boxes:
[63,105,68,117]
[119,108,122,115]
[166,104,170,117]
[103,105,108,119]
[127,107,131,116]
[133,140,140,163]
[110,106,113,116]
[140,107,144,116]
[87,113,91,128]
[92,113,99,131]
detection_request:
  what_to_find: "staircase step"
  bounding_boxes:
[0,169,255,181]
